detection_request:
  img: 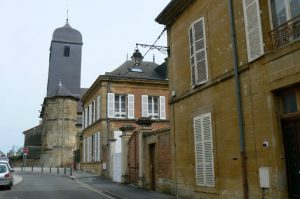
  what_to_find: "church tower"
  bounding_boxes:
[46,20,83,97]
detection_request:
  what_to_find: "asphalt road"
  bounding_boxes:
[0,173,114,199]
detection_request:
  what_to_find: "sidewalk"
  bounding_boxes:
[71,170,178,199]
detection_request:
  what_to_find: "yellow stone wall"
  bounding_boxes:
[165,0,300,198]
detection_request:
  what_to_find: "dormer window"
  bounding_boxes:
[64,46,70,57]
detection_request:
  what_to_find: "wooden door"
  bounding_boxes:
[149,143,156,190]
[282,119,300,198]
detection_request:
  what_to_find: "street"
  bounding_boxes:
[0,172,114,199]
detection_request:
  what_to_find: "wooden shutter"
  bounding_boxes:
[193,113,215,187]
[128,94,134,119]
[84,108,88,128]
[83,138,86,163]
[82,111,85,130]
[107,93,115,118]
[142,95,148,117]
[243,0,264,62]
[93,134,96,162]
[159,96,166,119]
[97,96,101,120]
[88,104,92,126]
[97,132,101,161]
[93,100,96,123]
[189,17,208,86]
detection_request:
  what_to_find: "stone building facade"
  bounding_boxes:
[40,92,80,167]
[156,0,300,198]
[80,57,171,192]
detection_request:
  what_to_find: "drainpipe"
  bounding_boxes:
[228,0,248,198]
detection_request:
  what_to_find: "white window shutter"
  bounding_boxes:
[142,95,148,117]
[128,94,135,119]
[97,96,101,120]
[93,100,96,123]
[82,111,85,130]
[93,134,96,162]
[107,93,115,118]
[83,138,86,163]
[89,104,92,126]
[84,108,88,128]
[194,113,215,187]
[189,17,208,86]
[98,132,101,161]
[159,96,166,119]
[242,0,264,62]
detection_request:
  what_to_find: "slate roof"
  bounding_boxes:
[48,81,78,99]
[52,21,82,44]
[105,60,167,80]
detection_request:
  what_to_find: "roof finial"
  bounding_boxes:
[66,9,69,24]
[126,53,129,61]
[153,54,156,63]
[58,79,62,87]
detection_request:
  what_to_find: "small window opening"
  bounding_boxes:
[64,46,70,57]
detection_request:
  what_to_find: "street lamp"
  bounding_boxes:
[131,49,143,66]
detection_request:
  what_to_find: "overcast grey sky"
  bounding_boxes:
[0,0,170,154]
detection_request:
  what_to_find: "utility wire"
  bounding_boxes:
[142,27,167,57]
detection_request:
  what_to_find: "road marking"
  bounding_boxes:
[76,179,119,199]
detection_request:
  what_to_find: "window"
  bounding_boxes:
[107,93,135,119]
[142,95,166,119]
[193,113,215,187]
[270,0,300,28]
[115,95,126,118]
[148,96,159,119]
[189,17,208,87]
[64,46,70,57]
[96,96,101,120]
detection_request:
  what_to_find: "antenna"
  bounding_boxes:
[126,53,129,61]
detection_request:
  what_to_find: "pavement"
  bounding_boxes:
[13,174,23,185]
[70,170,178,199]
[11,168,178,199]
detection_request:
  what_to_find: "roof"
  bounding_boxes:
[52,21,82,44]
[105,60,167,80]
[155,0,193,25]
[48,81,78,98]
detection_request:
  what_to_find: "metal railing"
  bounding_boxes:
[269,15,300,50]
[14,166,73,176]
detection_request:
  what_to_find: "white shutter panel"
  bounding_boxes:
[189,17,208,86]
[89,137,92,162]
[86,137,89,162]
[97,96,101,120]
[83,138,86,163]
[98,132,101,161]
[243,0,264,62]
[128,94,135,119]
[159,96,166,119]
[94,134,97,162]
[85,108,88,128]
[82,111,85,130]
[89,104,92,126]
[107,93,115,118]
[93,100,96,123]
[194,113,214,187]
[142,95,148,117]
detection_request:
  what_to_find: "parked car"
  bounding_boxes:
[0,163,13,190]
[0,160,14,172]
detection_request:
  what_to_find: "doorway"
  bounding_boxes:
[282,119,300,198]
[149,143,156,190]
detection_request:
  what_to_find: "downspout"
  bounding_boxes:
[228,1,248,199]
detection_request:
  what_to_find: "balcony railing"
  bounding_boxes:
[269,15,300,50]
